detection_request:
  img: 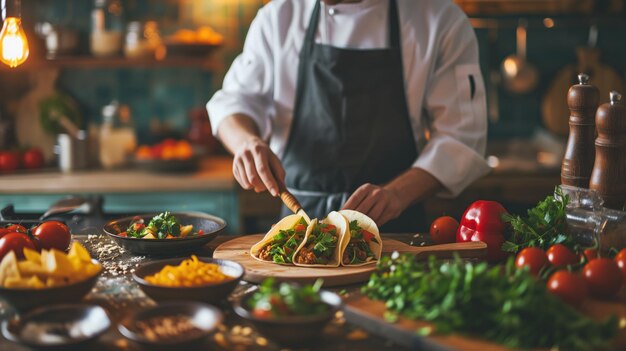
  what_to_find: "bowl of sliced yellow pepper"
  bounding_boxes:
[0,242,102,312]
[133,255,243,304]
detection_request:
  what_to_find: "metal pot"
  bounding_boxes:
[500,19,538,94]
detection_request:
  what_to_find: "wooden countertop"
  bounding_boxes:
[0,156,236,194]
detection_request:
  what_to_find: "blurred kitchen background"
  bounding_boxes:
[0,0,625,234]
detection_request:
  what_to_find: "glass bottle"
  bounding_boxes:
[90,0,124,57]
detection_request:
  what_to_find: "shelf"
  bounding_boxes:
[0,55,222,71]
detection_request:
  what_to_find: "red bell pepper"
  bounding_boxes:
[456,200,509,262]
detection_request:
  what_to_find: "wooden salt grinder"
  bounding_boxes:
[589,91,626,210]
[561,73,599,188]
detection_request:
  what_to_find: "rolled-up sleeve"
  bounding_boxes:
[207,6,274,141]
[414,9,491,197]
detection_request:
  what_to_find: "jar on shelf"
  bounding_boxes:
[124,21,164,59]
[90,0,124,57]
[99,101,136,169]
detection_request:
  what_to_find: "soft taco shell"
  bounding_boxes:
[338,210,382,266]
[292,211,348,268]
[250,214,308,265]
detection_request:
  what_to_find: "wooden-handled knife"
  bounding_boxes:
[279,190,312,223]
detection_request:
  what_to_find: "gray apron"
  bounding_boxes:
[281,0,424,232]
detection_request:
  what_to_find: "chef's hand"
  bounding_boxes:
[233,136,285,197]
[342,183,404,226]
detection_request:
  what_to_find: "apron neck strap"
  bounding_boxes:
[304,0,401,52]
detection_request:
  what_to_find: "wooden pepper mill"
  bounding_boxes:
[561,73,599,188]
[589,91,626,210]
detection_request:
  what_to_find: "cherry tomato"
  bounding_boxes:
[547,244,579,268]
[32,221,71,251]
[197,229,204,236]
[614,249,626,283]
[0,151,20,172]
[582,258,623,299]
[252,308,272,319]
[583,248,598,261]
[0,233,36,259]
[515,247,549,276]
[21,148,44,169]
[547,270,588,307]
[6,224,27,233]
[429,216,459,244]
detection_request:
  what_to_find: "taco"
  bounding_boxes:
[250,215,309,265]
[338,210,382,266]
[292,211,348,267]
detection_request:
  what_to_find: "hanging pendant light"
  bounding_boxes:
[0,0,29,68]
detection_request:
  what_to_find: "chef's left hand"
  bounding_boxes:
[342,183,404,226]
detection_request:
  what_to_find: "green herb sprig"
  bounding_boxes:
[362,253,617,350]
[502,187,576,253]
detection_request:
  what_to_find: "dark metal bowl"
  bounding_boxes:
[103,212,226,256]
[0,265,102,313]
[233,288,342,347]
[134,157,199,173]
[117,301,222,349]
[1,304,111,350]
[133,257,243,304]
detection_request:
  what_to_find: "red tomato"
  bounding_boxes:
[0,151,20,172]
[0,233,36,259]
[294,224,307,232]
[582,258,623,299]
[21,148,44,169]
[614,249,626,283]
[320,224,336,232]
[584,248,598,261]
[6,224,27,233]
[429,216,459,244]
[32,221,71,251]
[547,270,588,306]
[547,244,579,268]
[515,247,549,276]
[197,229,204,236]
[362,230,375,242]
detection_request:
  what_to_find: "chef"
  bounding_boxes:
[207,0,490,232]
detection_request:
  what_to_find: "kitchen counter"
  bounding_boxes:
[0,156,236,194]
[0,233,416,351]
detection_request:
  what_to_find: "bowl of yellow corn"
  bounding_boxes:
[132,255,243,304]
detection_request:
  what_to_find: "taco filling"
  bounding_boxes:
[257,219,308,264]
[294,222,339,265]
[342,220,378,265]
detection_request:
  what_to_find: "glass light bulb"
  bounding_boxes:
[0,17,29,68]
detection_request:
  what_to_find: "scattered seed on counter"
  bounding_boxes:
[256,336,268,346]
[242,326,252,336]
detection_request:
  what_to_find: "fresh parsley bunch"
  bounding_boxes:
[502,187,577,253]
[362,253,617,350]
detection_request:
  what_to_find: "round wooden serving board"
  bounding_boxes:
[213,234,487,287]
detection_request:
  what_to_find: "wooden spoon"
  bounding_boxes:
[387,240,488,260]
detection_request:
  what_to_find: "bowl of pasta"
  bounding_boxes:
[132,256,244,304]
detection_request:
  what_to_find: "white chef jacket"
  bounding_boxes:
[207,0,491,197]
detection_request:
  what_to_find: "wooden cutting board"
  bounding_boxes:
[213,234,486,287]
[343,293,626,351]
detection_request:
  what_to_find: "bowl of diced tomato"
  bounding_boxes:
[103,212,226,256]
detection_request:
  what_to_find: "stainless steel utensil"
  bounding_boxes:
[501,19,538,94]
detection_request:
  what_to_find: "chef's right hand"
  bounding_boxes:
[233,137,285,197]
